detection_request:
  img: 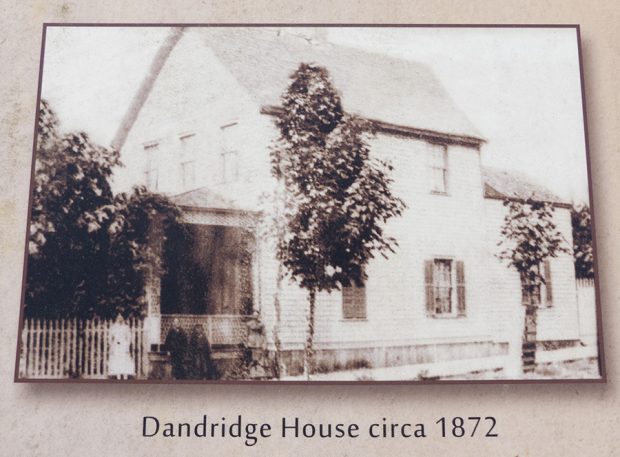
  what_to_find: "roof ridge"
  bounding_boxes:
[111,27,185,151]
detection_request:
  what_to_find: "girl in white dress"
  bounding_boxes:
[108,314,135,380]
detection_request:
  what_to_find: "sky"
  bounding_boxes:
[41,26,590,203]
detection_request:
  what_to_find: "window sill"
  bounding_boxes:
[340,318,368,322]
[428,314,466,319]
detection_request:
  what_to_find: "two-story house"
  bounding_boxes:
[111,27,583,377]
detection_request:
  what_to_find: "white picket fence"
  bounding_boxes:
[19,318,146,379]
[576,278,597,346]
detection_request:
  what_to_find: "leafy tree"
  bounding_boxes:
[498,198,570,372]
[271,63,405,377]
[571,204,594,279]
[26,100,183,319]
[104,188,184,318]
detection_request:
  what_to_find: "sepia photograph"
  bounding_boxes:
[16,25,602,382]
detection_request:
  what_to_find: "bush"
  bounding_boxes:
[165,325,218,380]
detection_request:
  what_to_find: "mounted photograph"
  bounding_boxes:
[16,25,602,382]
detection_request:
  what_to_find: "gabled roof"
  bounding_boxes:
[113,27,484,150]
[201,28,483,143]
[482,167,569,207]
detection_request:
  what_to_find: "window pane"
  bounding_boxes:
[146,168,158,191]
[429,145,444,166]
[429,145,447,193]
[433,259,452,314]
[222,151,239,183]
[431,168,445,193]
[181,161,195,189]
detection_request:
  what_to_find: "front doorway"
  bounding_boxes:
[160,223,255,316]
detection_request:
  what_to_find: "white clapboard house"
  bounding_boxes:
[110,27,590,377]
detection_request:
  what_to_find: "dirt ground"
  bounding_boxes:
[441,357,601,381]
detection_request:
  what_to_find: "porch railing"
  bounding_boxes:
[160,314,253,346]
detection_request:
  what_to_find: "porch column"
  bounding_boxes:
[144,215,163,350]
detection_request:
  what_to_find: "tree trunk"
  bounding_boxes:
[520,264,541,374]
[303,288,316,380]
[522,305,538,373]
[271,261,284,379]
[270,186,285,379]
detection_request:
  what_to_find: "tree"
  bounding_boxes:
[571,204,594,279]
[104,187,184,318]
[498,198,570,373]
[26,100,183,319]
[270,63,405,377]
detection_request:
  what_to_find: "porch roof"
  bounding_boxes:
[170,187,259,227]
[169,187,253,212]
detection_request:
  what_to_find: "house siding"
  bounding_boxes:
[484,199,580,342]
[256,133,498,363]
[115,30,585,375]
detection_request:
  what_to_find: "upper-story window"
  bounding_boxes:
[429,143,448,194]
[179,132,196,157]
[145,167,159,191]
[219,121,240,184]
[181,160,196,190]
[178,132,197,191]
[143,141,160,191]
[221,150,239,183]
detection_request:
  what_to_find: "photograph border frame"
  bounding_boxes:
[13,22,606,385]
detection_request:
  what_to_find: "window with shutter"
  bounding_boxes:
[342,283,366,319]
[424,260,435,316]
[425,258,466,317]
[456,260,466,317]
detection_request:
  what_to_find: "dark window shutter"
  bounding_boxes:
[342,285,367,319]
[424,260,434,317]
[544,259,553,306]
[342,287,354,319]
[456,260,466,317]
[355,287,367,319]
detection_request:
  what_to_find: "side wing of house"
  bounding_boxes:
[483,188,580,344]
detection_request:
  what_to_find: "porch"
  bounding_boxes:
[160,314,255,347]
[143,188,266,378]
